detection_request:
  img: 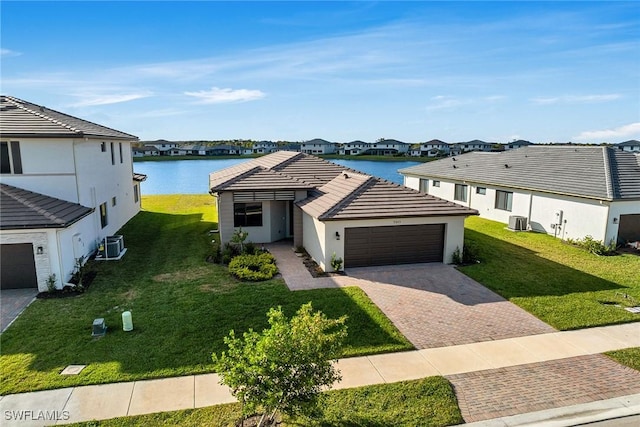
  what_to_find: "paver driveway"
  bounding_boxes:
[267,242,555,349]
[1,288,38,333]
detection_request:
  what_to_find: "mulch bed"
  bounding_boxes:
[296,250,345,278]
[36,271,97,299]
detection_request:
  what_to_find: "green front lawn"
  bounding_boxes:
[607,347,640,372]
[0,195,411,395]
[459,217,640,330]
[69,376,462,427]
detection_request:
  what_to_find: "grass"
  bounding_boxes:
[0,195,412,395]
[459,217,640,330]
[68,377,462,427]
[607,348,640,371]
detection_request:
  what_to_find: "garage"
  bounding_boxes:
[1,243,38,289]
[345,224,445,267]
[618,214,640,242]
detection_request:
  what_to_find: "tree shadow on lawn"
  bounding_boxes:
[457,229,628,299]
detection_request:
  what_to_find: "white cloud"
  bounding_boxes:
[184,87,265,104]
[1,48,21,57]
[70,92,153,107]
[574,122,640,141]
[531,94,621,105]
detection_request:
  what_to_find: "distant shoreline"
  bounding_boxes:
[133,154,434,163]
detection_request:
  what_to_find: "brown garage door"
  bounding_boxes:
[618,214,640,242]
[1,243,38,289]
[345,224,445,268]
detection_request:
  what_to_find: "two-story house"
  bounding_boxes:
[252,141,278,154]
[300,138,336,155]
[338,140,368,156]
[364,139,411,156]
[0,95,144,291]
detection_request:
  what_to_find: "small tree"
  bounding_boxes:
[212,303,347,426]
[231,227,250,254]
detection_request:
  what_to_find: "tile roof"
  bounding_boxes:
[0,184,94,230]
[400,146,640,201]
[210,151,478,220]
[618,140,640,147]
[0,95,138,140]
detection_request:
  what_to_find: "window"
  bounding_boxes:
[0,141,23,174]
[119,143,123,163]
[432,180,440,187]
[495,190,513,211]
[234,203,263,227]
[476,187,486,195]
[99,202,108,228]
[133,184,139,203]
[110,142,115,165]
[454,184,468,202]
[111,196,117,207]
[101,142,106,152]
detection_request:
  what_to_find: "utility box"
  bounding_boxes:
[92,318,107,337]
[122,311,133,332]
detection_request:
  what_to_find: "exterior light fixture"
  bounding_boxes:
[613,217,619,224]
[335,231,340,240]
[36,246,44,255]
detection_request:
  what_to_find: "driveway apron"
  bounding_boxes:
[1,288,38,333]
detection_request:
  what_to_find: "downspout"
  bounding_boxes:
[73,139,83,203]
[56,229,66,284]
[527,192,533,230]
[602,147,615,244]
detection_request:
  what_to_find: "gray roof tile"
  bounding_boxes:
[400,146,640,201]
[0,95,138,140]
[0,184,94,229]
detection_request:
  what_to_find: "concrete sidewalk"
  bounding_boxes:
[0,322,638,426]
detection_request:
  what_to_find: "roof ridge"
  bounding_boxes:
[4,96,81,134]
[0,184,66,224]
[269,151,305,170]
[214,165,263,190]
[602,147,615,199]
[318,173,377,219]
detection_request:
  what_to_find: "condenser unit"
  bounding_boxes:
[508,216,528,231]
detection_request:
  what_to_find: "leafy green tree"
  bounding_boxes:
[212,303,347,426]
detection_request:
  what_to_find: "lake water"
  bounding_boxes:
[134,158,420,195]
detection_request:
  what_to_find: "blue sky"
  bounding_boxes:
[2,1,639,143]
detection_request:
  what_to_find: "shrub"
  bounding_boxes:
[46,274,57,293]
[212,303,347,427]
[222,242,241,265]
[452,241,480,265]
[229,253,278,281]
[330,252,343,271]
[567,235,617,256]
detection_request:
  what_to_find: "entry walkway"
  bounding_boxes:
[0,323,638,426]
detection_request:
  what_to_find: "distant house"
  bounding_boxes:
[415,139,450,157]
[617,140,640,153]
[450,140,493,155]
[0,95,145,291]
[277,143,301,152]
[400,146,640,245]
[209,152,477,271]
[132,146,159,157]
[338,140,368,156]
[203,145,244,155]
[364,139,410,156]
[301,138,336,154]
[252,141,278,154]
[504,140,533,150]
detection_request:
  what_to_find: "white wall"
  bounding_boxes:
[302,213,326,270]
[1,138,78,201]
[605,200,640,244]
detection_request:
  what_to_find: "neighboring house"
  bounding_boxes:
[0,95,145,291]
[277,143,301,152]
[209,151,477,271]
[364,139,410,156]
[300,138,336,155]
[252,141,278,154]
[338,140,368,156]
[400,146,640,245]
[132,146,160,157]
[144,140,178,150]
[204,145,244,155]
[504,140,533,150]
[418,139,450,157]
[617,140,640,153]
[450,140,494,155]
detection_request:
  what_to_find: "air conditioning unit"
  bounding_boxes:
[508,216,528,231]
